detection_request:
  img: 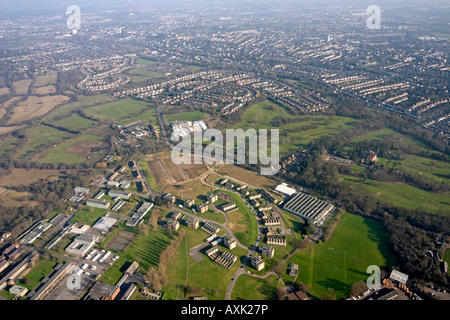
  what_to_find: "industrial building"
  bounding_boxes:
[92,216,117,232]
[108,189,131,200]
[29,262,73,300]
[86,282,120,300]
[283,192,334,225]
[86,199,110,210]
[274,183,297,197]
[65,234,96,256]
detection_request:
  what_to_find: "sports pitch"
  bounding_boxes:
[107,231,135,252]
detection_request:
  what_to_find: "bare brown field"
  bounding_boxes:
[0,125,25,135]
[216,164,277,189]
[34,85,56,95]
[164,180,213,200]
[0,97,21,119]
[227,211,247,233]
[12,79,32,95]
[0,168,65,187]
[147,158,173,188]
[64,140,102,157]
[8,95,70,123]
[35,73,58,87]
[0,189,39,207]
[162,158,186,182]
[0,87,10,95]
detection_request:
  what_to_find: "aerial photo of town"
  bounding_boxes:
[0,0,448,310]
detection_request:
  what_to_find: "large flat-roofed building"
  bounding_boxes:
[162,193,176,204]
[220,203,237,213]
[186,218,199,229]
[108,190,131,200]
[197,204,208,213]
[92,216,117,232]
[207,194,218,203]
[126,202,153,227]
[66,234,96,256]
[20,221,53,244]
[275,183,297,197]
[167,219,180,231]
[261,245,275,258]
[389,270,409,285]
[266,235,286,247]
[283,192,334,225]
[86,282,120,300]
[86,199,110,209]
[223,236,236,250]
[201,222,220,235]
[184,199,195,208]
[251,256,265,271]
[29,261,72,300]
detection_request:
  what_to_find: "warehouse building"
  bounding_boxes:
[283,192,334,225]
[86,199,110,210]
[92,216,117,232]
[66,235,96,256]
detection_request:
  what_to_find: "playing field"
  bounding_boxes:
[107,231,136,252]
[52,114,97,131]
[84,98,153,121]
[287,212,397,299]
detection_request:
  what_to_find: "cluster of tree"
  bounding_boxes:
[0,170,93,235]
[383,214,449,286]
[56,69,83,93]
[144,228,186,291]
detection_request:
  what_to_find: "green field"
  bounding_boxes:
[165,111,206,122]
[100,226,175,285]
[51,114,97,131]
[136,58,158,66]
[17,125,74,159]
[116,107,158,127]
[286,212,397,299]
[231,100,359,154]
[38,134,103,164]
[139,160,159,191]
[340,175,450,216]
[0,135,21,157]
[231,274,280,300]
[220,190,258,247]
[69,206,109,226]
[17,259,58,290]
[42,94,117,122]
[84,99,153,121]
[126,69,166,82]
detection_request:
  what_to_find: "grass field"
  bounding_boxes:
[126,69,166,83]
[165,111,206,122]
[221,190,258,247]
[215,164,278,189]
[84,98,153,121]
[340,175,450,216]
[17,125,74,159]
[231,100,359,154]
[42,94,117,122]
[12,79,32,95]
[69,206,109,226]
[286,212,397,299]
[0,135,21,157]
[17,259,58,290]
[116,107,158,127]
[8,95,70,124]
[231,274,280,300]
[138,160,159,191]
[35,72,58,87]
[100,226,175,285]
[136,58,158,66]
[52,114,97,131]
[38,134,103,164]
